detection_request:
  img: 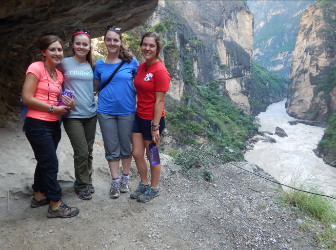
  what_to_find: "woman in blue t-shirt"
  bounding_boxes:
[94,26,139,199]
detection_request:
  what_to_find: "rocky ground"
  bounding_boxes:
[0,119,326,249]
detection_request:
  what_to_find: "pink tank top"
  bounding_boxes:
[25,61,63,121]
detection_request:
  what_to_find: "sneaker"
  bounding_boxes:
[120,175,129,193]
[88,184,95,194]
[137,185,159,203]
[130,181,146,199]
[30,196,49,208]
[47,202,80,218]
[75,189,92,200]
[109,180,120,199]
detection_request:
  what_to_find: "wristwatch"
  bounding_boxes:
[48,105,54,113]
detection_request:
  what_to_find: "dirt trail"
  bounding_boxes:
[0,121,320,249]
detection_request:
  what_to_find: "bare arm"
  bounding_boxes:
[151,91,166,143]
[22,73,68,115]
[94,78,101,92]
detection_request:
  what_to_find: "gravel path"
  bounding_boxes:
[0,122,322,249]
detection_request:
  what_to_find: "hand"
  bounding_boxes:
[151,129,160,143]
[61,95,75,110]
[53,105,69,116]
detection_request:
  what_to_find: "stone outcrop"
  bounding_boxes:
[286,1,336,123]
[167,1,254,114]
[275,127,288,137]
[248,0,315,78]
[0,0,158,127]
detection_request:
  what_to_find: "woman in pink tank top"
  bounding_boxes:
[22,35,79,218]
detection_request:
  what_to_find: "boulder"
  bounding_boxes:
[275,127,288,137]
[288,121,298,125]
[263,136,276,143]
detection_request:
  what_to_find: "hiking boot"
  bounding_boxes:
[109,180,120,199]
[120,175,129,193]
[137,185,159,203]
[47,202,79,218]
[75,189,92,200]
[88,184,95,194]
[130,181,146,199]
[30,196,49,208]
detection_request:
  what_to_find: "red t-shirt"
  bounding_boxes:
[134,61,170,120]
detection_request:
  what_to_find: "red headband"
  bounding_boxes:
[72,31,91,39]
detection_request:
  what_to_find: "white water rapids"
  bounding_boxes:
[244,100,336,196]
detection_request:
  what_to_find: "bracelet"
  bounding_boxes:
[151,124,160,131]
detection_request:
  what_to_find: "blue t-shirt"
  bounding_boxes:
[94,57,139,115]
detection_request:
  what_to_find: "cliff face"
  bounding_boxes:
[167,1,254,114]
[0,0,158,127]
[248,0,315,78]
[287,1,336,122]
[123,0,287,118]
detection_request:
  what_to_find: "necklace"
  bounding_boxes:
[44,63,55,78]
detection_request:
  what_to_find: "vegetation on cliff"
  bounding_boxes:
[313,0,336,167]
[317,108,336,166]
[165,81,259,158]
[249,61,288,115]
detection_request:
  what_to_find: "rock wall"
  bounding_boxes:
[248,0,315,78]
[286,1,336,122]
[0,0,158,127]
[145,0,255,114]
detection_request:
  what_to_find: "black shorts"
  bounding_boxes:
[132,113,165,140]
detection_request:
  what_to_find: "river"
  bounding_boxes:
[244,99,336,196]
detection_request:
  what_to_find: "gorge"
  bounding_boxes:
[1,0,336,248]
[286,0,336,167]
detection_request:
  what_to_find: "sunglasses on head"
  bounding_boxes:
[74,29,90,34]
[106,26,121,32]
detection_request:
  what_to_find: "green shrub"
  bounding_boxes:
[203,169,214,182]
[219,64,228,69]
[282,187,336,222]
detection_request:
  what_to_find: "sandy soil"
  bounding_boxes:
[0,120,322,249]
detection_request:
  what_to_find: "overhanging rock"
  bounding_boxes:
[0,0,158,126]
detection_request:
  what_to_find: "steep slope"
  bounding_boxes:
[248,0,315,78]
[287,0,336,122]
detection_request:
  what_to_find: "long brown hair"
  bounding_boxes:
[140,32,163,62]
[104,28,133,63]
[71,33,93,69]
[39,35,64,60]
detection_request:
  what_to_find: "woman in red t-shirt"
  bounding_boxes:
[131,32,170,203]
[22,35,78,218]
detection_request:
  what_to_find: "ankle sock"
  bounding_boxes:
[112,178,119,182]
[51,205,60,211]
[34,197,43,201]
[122,174,129,178]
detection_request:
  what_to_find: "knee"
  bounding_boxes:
[74,151,89,160]
[132,149,144,160]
